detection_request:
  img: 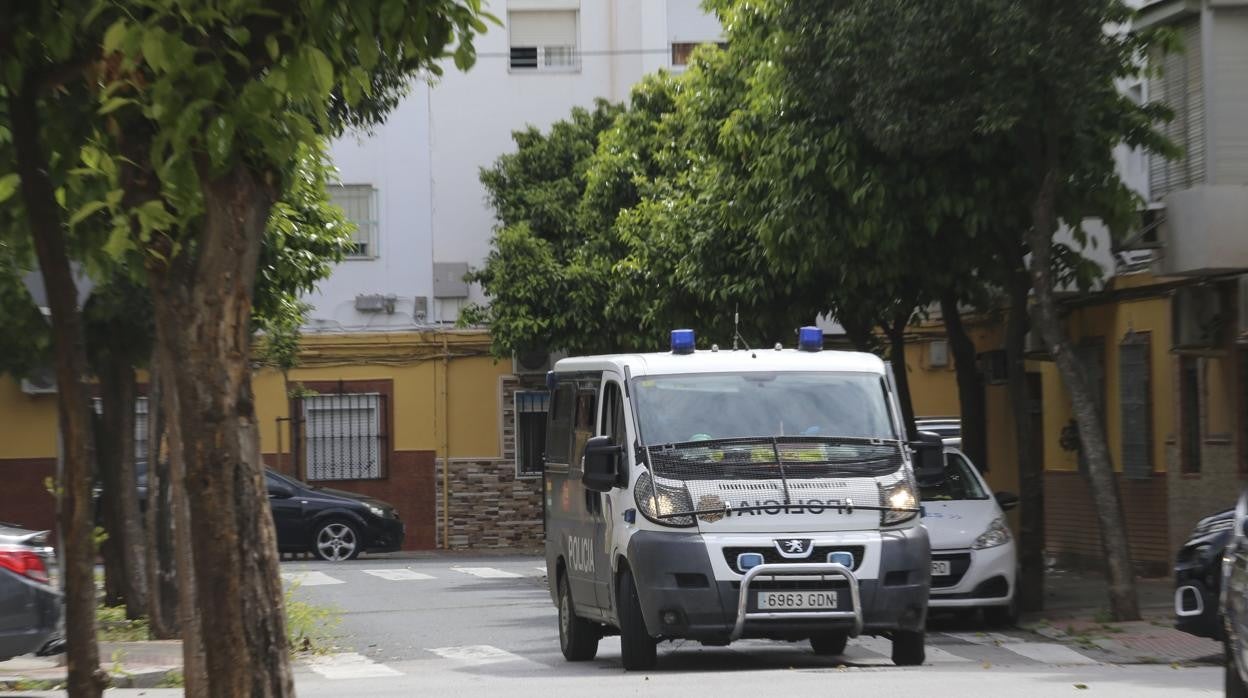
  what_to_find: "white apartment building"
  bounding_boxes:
[304,0,724,333]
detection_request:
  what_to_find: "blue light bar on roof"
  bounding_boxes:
[671,329,696,355]
[798,326,823,352]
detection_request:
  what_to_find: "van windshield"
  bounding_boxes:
[631,371,896,446]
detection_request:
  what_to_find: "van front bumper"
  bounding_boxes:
[626,526,929,643]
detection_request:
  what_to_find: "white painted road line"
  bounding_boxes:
[454,566,523,579]
[362,569,435,581]
[429,645,526,665]
[535,565,548,575]
[281,571,345,587]
[850,636,972,664]
[942,631,1023,646]
[307,652,403,679]
[998,642,1100,665]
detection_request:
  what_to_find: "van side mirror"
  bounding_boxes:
[912,431,945,487]
[583,435,623,492]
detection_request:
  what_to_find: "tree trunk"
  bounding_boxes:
[156,343,208,695]
[940,291,987,468]
[149,161,292,696]
[10,84,108,698]
[144,352,180,639]
[1005,268,1044,612]
[96,387,125,608]
[1026,165,1139,621]
[882,307,918,440]
[96,355,148,619]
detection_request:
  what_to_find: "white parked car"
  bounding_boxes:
[919,449,1019,626]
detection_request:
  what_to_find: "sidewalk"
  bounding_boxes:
[1023,567,1223,665]
[0,641,182,690]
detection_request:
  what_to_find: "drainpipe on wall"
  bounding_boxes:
[441,333,451,550]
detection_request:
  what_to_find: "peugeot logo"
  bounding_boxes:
[775,538,813,558]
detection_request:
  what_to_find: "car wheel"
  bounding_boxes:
[312,519,361,562]
[891,629,925,666]
[1228,640,1248,698]
[558,573,599,661]
[809,631,849,656]
[618,569,657,671]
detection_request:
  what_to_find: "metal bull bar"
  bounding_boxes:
[731,562,863,641]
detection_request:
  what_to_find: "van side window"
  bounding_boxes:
[546,384,574,464]
[601,382,626,445]
[571,388,597,467]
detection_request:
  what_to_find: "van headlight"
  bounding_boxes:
[634,471,695,528]
[879,479,918,526]
[972,517,1012,549]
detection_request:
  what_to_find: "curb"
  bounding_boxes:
[0,665,181,691]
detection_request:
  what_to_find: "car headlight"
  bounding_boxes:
[973,517,1012,549]
[634,471,695,528]
[367,504,388,519]
[879,479,918,526]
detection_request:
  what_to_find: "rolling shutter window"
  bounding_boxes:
[509,10,577,69]
[1119,335,1153,480]
[1148,19,1205,199]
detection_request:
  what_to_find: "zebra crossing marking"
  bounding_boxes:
[454,566,524,579]
[307,652,403,679]
[361,568,435,581]
[281,571,344,586]
[429,644,526,665]
[849,636,972,664]
[997,642,1101,665]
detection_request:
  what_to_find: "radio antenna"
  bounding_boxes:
[733,304,752,352]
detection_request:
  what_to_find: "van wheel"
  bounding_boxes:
[809,631,848,656]
[618,570,657,671]
[558,574,599,661]
[891,630,925,666]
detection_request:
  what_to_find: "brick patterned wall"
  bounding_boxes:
[435,458,544,549]
[0,458,56,531]
[1045,471,1170,576]
[1167,441,1239,556]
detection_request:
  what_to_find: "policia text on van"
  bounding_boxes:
[543,328,943,670]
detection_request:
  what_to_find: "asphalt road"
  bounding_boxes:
[269,553,1222,696]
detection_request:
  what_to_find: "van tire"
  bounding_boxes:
[891,629,925,666]
[618,570,657,671]
[558,573,599,661]
[809,631,849,656]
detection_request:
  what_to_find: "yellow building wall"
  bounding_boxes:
[0,376,60,460]
[1039,294,1174,473]
[0,330,510,464]
[251,330,509,461]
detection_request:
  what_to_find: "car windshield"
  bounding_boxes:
[920,453,988,501]
[266,470,304,489]
[631,371,896,446]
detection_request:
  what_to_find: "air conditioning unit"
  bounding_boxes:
[354,294,397,314]
[1173,285,1226,350]
[20,366,57,395]
[927,339,949,368]
[512,350,565,376]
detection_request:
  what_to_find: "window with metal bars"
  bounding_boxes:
[1119,332,1153,479]
[91,396,149,462]
[515,391,549,477]
[296,392,388,481]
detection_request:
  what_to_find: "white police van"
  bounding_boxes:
[544,328,941,670]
